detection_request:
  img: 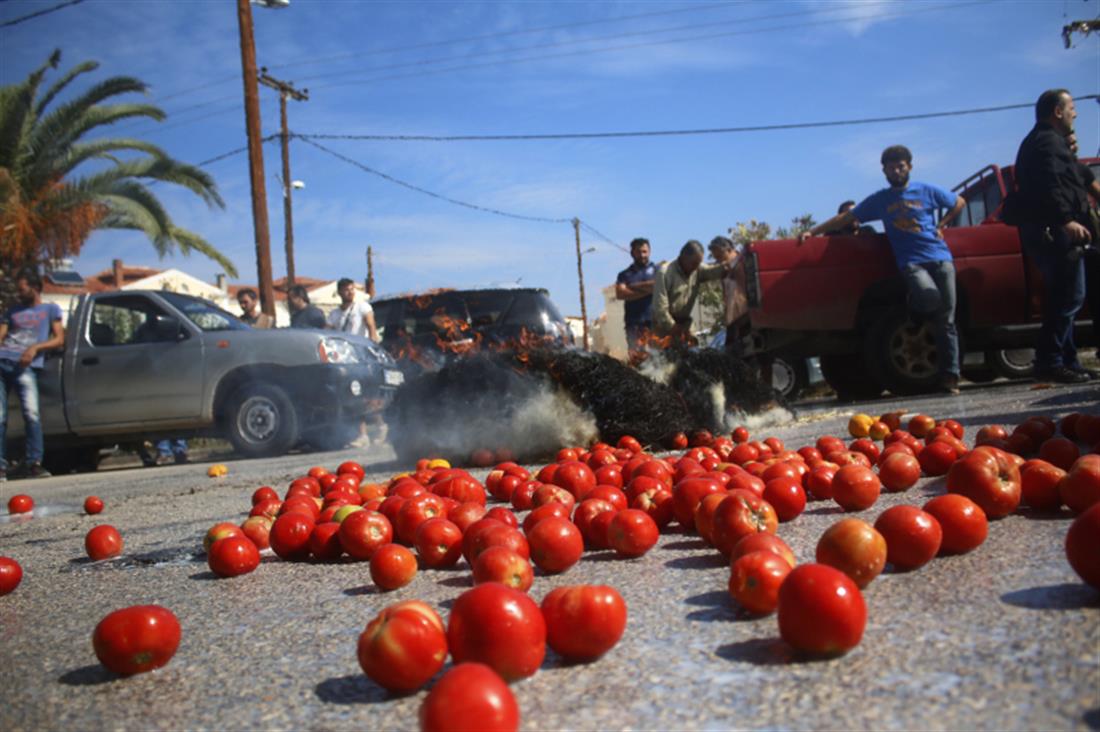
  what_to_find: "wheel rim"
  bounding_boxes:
[1000,348,1035,370]
[771,359,796,397]
[887,320,937,380]
[237,395,279,445]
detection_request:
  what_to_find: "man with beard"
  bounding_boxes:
[800,145,966,393]
[287,284,326,329]
[0,270,65,480]
[615,238,657,354]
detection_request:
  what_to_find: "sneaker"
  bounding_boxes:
[939,373,961,395]
[1035,366,1091,384]
[1069,365,1100,380]
[350,434,372,449]
[25,463,51,479]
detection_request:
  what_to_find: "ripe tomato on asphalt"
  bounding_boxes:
[240,516,272,550]
[85,525,123,561]
[208,535,261,576]
[270,512,315,561]
[607,508,659,558]
[922,494,987,554]
[711,490,779,557]
[804,466,837,501]
[874,505,942,570]
[357,600,447,694]
[946,448,1022,519]
[1059,454,1100,515]
[777,564,866,656]
[473,546,534,592]
[370,544,418,590]
[573,499,616,547]
[815,517,886,588]
[414,518,464,569]
[540,585,628,661]
[251,486,279,505]
[7,494,33,514]
[92,605,181,676]
[307,521,344,562]
[878,452,921,492]
[551,460,597,499]
[522,502,572,534]
[485,506,518,528]
[831,465,881,512]
[586,485,627,511]
[631,486,674,530]
[338,509,393,561]
[509,480,539,511]
[0,556,23,595]
[420,663,519,732]
[762,477,806,522]
[526,516,583,574]
[1019,460,1066,511]
[730,533,796,568]
[917,440,958,477]
[694,492,729,546]
[83,496,104,515]
[729,550,792,615]
[1065,502,1100,589]
[1039,437,1080,471]
[447,583,546,681]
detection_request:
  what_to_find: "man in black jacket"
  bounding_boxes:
[1013,89,1093,383]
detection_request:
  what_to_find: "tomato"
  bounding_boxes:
[762,477,806,522]
[1038,437,1080,471]
[357,600,447,694]
[804,466,837,501]
[289,476,322,497]
[693,492,729,546]
[338,509,393,561]
[922,494,987,554]
[1065,502,1100,589]
[85,524,123,561]
[730,532,796,568]
[449,502,488,533]
[975,424,1008,445]
[848,438,880,464]
[466,522,530,566]
[946,448,1022,519]
[473,546,534,592]
[432,474,487,506]
[521,503,570,535]
[631,486,674,530]
[728,550,792,614]
[510,480,539,511]
[1059,454,1100,515]
[7,494,33,514]
[878,452,921,492]
[370,544,417,590]
[83,496,104,515]
[711,490,779,557]
[541,585,628,661]
[873,505,942,570]
[526,517,583,574]
[815,518,886,588]
[618,434,643,453]
[1019,459,1066,511]
[552,461,597,499]
[831,465,881,512]
[207,535,261,576]
[414,518,464,569]
[485,507,518,529]
[907,414,936,438]
[395,493,446,545]
[0,556,23,595]
[671,476,724,531]
[731,426,750,443]
[447,583,546,681]
[917,440,957,477]
[92,605,181,676]
[593,464,624,490]
[607,508,659,558]
[586,485,627,511]
[240,516,272,550]
[777,564,866,656]
[532,484,577,513]
[269,512,315,561]
[633,459,674,487]
[420,663,520,732]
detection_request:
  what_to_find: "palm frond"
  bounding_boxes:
[47,138,170,180]
[35,60,99,118]
[165,225,238,278]
[26,100,164,175]
[72,155,223,208]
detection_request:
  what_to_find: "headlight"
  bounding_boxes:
[319,337,360,364]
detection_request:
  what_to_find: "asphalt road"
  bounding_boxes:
[1,379,1098,731]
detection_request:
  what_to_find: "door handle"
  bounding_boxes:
[81,357,99,366]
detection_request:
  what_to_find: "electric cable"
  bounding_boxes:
[0,0,84,28]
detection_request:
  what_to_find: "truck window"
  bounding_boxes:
[90,297,174,346]
[158,291,247,332]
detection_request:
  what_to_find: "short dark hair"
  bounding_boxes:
[708,236,733,252]
[881,145,912,166]
[237,287,257,300]
[18,269,42,292]
[1035,89,1070,121]
[629,237,650,251]
[838,200,856,214]
[679,240,704,258]
[288,284,309,302]
[337,277,355,290]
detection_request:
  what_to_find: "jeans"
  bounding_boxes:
[0,359,44,470]
[900,260,960,377]
[156,439,188,458]
[1020,224,1086,370]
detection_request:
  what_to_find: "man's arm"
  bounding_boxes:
[696,262,727,283]
[650,268,674,334]
[798,211,857,244]
[20,318,65,368]
[936,195,966,235]
[364,308,378,342]
[1031,132,1091,242]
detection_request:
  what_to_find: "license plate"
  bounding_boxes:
[384,369,405,386]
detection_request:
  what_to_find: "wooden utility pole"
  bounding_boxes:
[259,68,309,288]
[236,0,275,316]
[365,246,375,298]
[572,218,589,350]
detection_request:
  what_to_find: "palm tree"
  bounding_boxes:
[0,50,237,286]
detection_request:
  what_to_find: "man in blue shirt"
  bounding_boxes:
[801,145,966,394]
[0,270,65,480]
[615,238,657,354]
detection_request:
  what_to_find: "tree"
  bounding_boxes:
[0,50,236,291]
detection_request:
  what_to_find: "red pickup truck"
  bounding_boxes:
[743,160,1098,398]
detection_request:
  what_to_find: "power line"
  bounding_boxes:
[297,96,1100,143]
[0,0,84,28]
[578,222,629,254]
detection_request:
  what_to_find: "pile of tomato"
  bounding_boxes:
[2,408,1100,732]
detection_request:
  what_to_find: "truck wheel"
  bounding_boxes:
[865,307,942,396]
[305,422,359,453]
[818,353,884,401]
[988,348,1035,380]
[225,383,299,458]
[771,355,809,401]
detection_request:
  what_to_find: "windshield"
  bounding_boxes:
[159,291,249,332]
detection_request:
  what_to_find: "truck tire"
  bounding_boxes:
[225,383,299,458]
[305,422,359,453]
[988,348,1035,380]
[771,355,809,401]
[819,353,884,401]
[864,306,943,396]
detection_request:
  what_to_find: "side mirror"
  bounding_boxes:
[151,314,183,340]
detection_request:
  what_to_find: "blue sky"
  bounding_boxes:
[3,0,1098,316]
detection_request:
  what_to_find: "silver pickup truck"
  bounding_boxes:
[5,290,404,472]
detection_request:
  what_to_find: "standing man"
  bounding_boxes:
[707,236,749,355]
[615,238,657,353]
[237,288,274,328]
[651,240,728,345]
[1012,89,1094,383]
[327,277,378,341]
[287,285,326,329]
[0,270,65,480]
[801,145,966,394]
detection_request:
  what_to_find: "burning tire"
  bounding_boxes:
[225,383,299,458]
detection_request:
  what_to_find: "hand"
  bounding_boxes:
[1063,221,1092,244]
[18,347,35,368]
[797,231,813,245]
[936,226,946,240]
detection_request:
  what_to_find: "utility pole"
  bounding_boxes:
[236,0,275,317]
[259,68,308,288]
[1063,19,1100,48]
[572,218,589,350]
[365,246,375,298]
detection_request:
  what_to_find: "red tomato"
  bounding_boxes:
[946,448,1022,519]
[848,438,880,464]
[586,485,627,511]
[522,502,571,534]
[730,533,796,568]
[873,505,942,570]
[532,484,577,513]
[7,494,33,514]
[618,435,643,453]
[669,432,689,450]
[777,564,866,656]
[711,490,779,557]
[541,585,628,661]
[395,493,446,545]
[370,544,417,590]
[419,663,520,732]
[1020,460,1066,511]
[593,464,624,490]
[694,492,729,546]
[85,525,123,561]
[485,507,519,529]
[0,556,23,595]
[907,414,936,438]
[631,486,674,530]
[338,509,393,561]
[671,476,724,531]
[415,518,464,569]
[203,521,245,553]
[762,477,806,522]
[918,440,958,476]
[510,480,539,511]
[447,583,546,681]
[307,521,343,561]
[1039,437,1080,471]
[473,546,534,592]
[449,502,488,533]
[92,605,181,676]
[526,517,583,574]
[552,461,597,499]
[251,486,278,505]
[831,465,881,512]
[1059,454,1100,514]
[573,499,616,546]
[815,518,886,588]
[878,452,921,492]
[804,466,837,501]
[358,600,447,693]
[83,496,104,515]
[922,494,988,554]
[607,508,659,558]
[208,535,261,576]
[728,550,792,614]
[975,424,1008,445]
[240,516,272,550]
[270,512,315,561]
[731,426,750,443]
[1065,502,1100,589]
